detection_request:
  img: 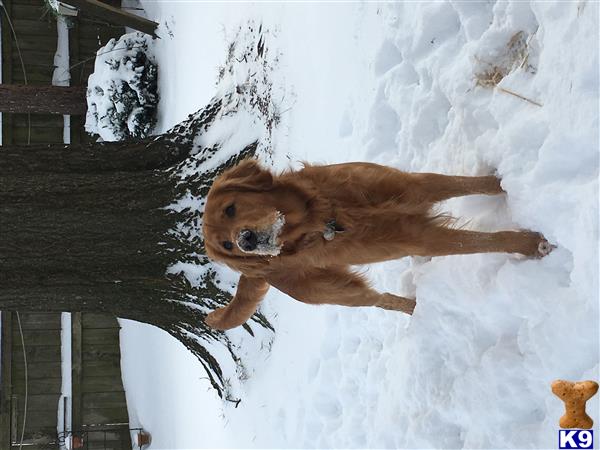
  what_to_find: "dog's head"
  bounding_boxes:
[203,159,285,268]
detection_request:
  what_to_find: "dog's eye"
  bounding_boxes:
[222,241,234,251]
[224,204,235,218]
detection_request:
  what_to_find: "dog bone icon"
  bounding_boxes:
[551,380,599,429]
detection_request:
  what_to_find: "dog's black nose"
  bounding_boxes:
[238,229,258,251]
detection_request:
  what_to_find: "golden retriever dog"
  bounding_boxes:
[202,159,552,330]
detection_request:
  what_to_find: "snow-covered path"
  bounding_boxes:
[119,2,599,448]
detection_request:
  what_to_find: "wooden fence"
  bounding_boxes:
[0,312,132,449]
[1,0,125,145]
[0,312,63,448]
[72,313,131,450]
[1,1,133,448]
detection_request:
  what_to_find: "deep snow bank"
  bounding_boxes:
[120,2,599,448]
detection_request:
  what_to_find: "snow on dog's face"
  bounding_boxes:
[203,159,285,266]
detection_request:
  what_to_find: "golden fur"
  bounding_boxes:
[203,159,551,330]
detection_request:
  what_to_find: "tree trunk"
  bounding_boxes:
[0,94,272,398]
[0,84,87,115]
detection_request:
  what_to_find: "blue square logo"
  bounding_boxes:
[559,430,594,449]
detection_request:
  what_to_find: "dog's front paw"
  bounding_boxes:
[538,239,556,258]
[205,308,228,330]
[521,231,556,258]
[536,237,556,258]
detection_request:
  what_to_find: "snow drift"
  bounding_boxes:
[119,1,599,448]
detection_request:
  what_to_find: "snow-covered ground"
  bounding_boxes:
[119,2,599,448]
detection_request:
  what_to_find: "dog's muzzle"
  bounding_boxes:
[238,229,258,252]
[236,213,285,256]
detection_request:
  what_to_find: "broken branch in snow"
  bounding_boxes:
[497,86,542,107]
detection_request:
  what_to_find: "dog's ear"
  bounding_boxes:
[220,159,273,192]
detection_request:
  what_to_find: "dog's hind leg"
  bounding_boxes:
[374,293,417,314]
[267,266,416,315]
[409,173,503,203]
[417,227,553,258]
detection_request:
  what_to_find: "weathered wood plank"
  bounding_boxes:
[10,67,55,84]
[83,328,120,346]
[1,1,14,83]
[13,125,65,143]
[0,312,14,449]
[76,23,122,41]
[17,394,61,412]
[2,0,14,145]
[85,440,128,450]
[12,345,61,363]
[11,3,51,20]
[13,361,61,380]
[82,376,126,393]
[63,0,157,36]
[70,113,85,145]
[20,409,59,429]
[72,312,83,432]
[11,312,62,329]
[82,313,121,329]
[84,430,128,441]
[9,0,53,5]
[83,359,122,378]
[82,344,120,362]
[12,377,61,395]
[80,426,132,449]
[81,423,130,432]
[12,445,57,450]
[10,50,56,67]
[70,1,83,147]
[15,38,57,53]
[10,71,54,84]
[83,407,129,424]
[11,328,61,346]
[12,19,56,38]
[79,41,104,54]
[82,392,127,409]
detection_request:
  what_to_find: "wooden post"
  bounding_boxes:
[70,9,83,146]
[0,84,87,115]
[1,0,14,145]
[63,0,158,37]
[71,312,83,434]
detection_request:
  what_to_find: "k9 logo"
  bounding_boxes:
[559,430,594,449]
